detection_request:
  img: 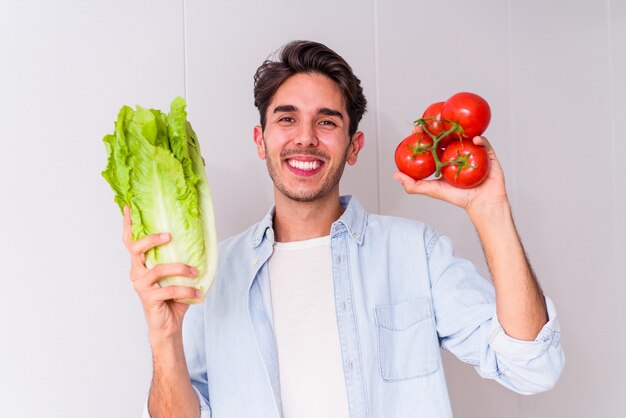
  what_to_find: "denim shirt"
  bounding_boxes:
[144,195,564,418]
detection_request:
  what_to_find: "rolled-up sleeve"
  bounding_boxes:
[427,232,565,395]
[484,296,564,394]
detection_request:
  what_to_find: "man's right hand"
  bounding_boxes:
[123,206,200,343]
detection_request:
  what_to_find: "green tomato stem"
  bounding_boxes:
[413,117,463,177]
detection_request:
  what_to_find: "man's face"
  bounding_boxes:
[253,72,364,203]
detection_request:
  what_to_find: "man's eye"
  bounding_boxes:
[279,117,295,123]
[319,120,337,127]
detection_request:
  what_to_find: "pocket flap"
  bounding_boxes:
[375,298,432,331]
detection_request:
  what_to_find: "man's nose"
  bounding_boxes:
[294,123,318,147]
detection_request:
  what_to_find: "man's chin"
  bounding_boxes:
[277,185,335,203]
[284,191,325,203]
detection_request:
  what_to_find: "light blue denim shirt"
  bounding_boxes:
[144,195,564,418]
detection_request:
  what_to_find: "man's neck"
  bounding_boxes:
[272,190,344,243]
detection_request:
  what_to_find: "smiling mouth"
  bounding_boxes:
[287,159,321,171]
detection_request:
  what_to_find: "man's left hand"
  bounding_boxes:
[394,136,510,217]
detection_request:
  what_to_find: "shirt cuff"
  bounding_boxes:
[142,385,211,418]
[489,295,561,361]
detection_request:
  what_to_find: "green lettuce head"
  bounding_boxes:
[102,97,217,303]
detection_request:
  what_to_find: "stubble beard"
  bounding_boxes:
[264,140,350,203]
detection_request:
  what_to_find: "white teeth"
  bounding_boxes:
[288,159,320,171]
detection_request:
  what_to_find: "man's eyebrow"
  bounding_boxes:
[319,107,344,120]
[272,105,344,120]
[273,104,297,114]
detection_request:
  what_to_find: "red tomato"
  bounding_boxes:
[394,132,436,180]
[440,140,490,188]
[421,101,444,136]
[441,92,491,139]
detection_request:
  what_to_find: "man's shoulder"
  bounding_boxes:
[343,195,436,237]
[365,212,444,251]
[217,223,259,255]
[367,212,434,234]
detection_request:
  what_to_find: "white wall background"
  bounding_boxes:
[0,0,623,417]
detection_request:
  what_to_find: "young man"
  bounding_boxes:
[126,41,564,418]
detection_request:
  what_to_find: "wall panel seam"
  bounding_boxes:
[605,2,621,414]
[373,0,382,215]
[182,0,188,99]
[506,0,518,212]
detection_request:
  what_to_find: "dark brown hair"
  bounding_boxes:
[253,40,367,136]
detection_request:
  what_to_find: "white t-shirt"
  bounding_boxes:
[268,235,350,418]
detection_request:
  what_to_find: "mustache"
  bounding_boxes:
[280,149,330,160]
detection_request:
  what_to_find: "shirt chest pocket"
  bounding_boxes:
[374,298,439,381]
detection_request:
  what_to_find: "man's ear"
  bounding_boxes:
[253,125,266,160]
[346,131,364,165]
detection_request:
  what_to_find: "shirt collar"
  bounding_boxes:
[251,194,368,248]
[252,206,275,248]
[333,195,367,245]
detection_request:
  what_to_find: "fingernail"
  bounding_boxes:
[195,289,202,298]
[189,266,198,276]
[159,233,170,240]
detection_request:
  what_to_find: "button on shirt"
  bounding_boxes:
[143,195,564,418]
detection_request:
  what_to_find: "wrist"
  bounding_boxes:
[149,330,184,355]
[467,199,513,227]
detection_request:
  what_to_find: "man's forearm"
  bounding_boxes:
[148,335,200,418]
[469,202,548,341]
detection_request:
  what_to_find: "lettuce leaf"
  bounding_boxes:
[102,97,217,303]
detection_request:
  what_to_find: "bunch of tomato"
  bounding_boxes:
[394,92,492,189]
